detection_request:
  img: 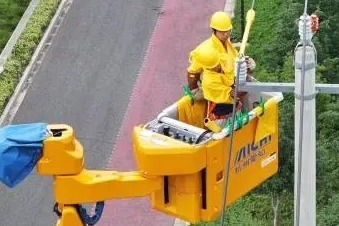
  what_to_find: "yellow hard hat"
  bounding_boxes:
[210,11,233,31]
[194,46,220,69]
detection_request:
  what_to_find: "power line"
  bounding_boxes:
[219,1,256,225]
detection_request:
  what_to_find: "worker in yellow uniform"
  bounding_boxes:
[187,11,255,101]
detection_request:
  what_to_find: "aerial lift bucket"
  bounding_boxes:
[133,90,283,223]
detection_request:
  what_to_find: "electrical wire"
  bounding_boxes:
[219,59,242,226]
[303,0,308,15]
[219,1,256,224]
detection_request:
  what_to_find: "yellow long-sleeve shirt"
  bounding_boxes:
[201,69,234,104]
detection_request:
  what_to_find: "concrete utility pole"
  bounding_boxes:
[294,44,316,226]
[238,13,338,226]
[294,13,317,226]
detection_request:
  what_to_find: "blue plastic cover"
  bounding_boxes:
[0,123,48,188]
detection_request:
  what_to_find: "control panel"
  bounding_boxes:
[144,117,212,145]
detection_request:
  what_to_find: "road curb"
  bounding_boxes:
[0,0,73,126]
[174,218,191,226]
[0,0,41,74]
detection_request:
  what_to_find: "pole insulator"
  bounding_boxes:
[235,57,247,85]
[298,15,313,42]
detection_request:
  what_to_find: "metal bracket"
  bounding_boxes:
[294,92,318,101]
[238,82,339,94]
[294,62,316,70]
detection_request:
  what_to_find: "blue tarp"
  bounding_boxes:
[0,123,48,188]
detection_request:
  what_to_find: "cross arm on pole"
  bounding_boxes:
[238,82,339,94]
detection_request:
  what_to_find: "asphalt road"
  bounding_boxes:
[0,0,164,225]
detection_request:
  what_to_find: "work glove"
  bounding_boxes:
[246,56,256,71]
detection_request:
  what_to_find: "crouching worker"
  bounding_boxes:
[193,46,244,132]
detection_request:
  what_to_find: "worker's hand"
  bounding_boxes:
[230,89,247,100]
[238,91,247,99]
[246,56,256,71]
[187,72,200,90]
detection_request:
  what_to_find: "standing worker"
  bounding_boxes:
[187,11,255,100]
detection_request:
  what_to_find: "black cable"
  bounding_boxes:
[195,130,211,144]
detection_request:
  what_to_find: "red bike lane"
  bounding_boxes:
[99,1,224,225]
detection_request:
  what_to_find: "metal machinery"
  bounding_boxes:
[34,89,282,226]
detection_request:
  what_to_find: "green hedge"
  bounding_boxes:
[0,0,60,114]
[0,0,30,50]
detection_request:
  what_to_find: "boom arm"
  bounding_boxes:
[54,170,161,204]
[38,125,164,226]
[52,171,162,226]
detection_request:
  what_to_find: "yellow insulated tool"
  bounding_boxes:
[239,8,256,57]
